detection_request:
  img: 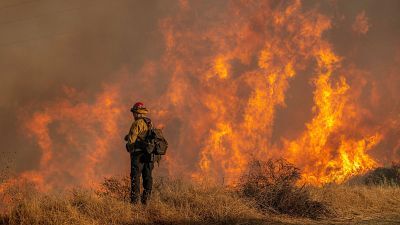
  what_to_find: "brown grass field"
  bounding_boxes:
[1,176,399,225]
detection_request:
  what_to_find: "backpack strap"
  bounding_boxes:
[137,117,152,142]
[141,117,153,130]
[141,117,153,131]
[140,117,162,165]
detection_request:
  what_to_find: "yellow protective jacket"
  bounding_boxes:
[126,118,149,145]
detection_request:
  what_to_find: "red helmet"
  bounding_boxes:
[133,102,144,109]
[131,102,146,112]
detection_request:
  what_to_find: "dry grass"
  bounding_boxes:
[6,190,136,225]
[311,185,400,223]
[1,177,265,225]
[2,177,400,225]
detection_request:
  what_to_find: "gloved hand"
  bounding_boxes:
[126,143,134,153]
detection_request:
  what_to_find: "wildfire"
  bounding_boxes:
[2,0,399,193]
[1,85,125,192]
[285,47,379,185]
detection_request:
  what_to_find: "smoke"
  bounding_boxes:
[0,0,165,173]
[0,0,399,189]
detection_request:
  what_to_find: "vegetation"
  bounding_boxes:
[1,177,264,225]
[238,159,331,218]
[1,160,400,224]
[364,162,400,186]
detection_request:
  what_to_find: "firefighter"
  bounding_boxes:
[124,102,154,204]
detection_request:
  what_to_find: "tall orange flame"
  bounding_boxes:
[285,47,380,185]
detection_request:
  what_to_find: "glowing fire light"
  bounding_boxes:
[2,1,398,193]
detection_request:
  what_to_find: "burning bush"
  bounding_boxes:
[364,162,400,186]
[238,158,332,219]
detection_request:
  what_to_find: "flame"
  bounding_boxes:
[2,0,399,192]
[284,47,379,185]
[1,84,124,192]
[161,1,384,185]
[207,55,230,80]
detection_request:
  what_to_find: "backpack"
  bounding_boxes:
[140,118,168,156]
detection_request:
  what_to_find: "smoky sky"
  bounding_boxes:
[1,0,400,176]
[0,0,169,172]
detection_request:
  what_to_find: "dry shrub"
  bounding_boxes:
[364,162,400,186]
[238,158,331,219]
[97,176,130,202]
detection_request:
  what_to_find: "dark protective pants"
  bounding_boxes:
[130,150,154,204]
